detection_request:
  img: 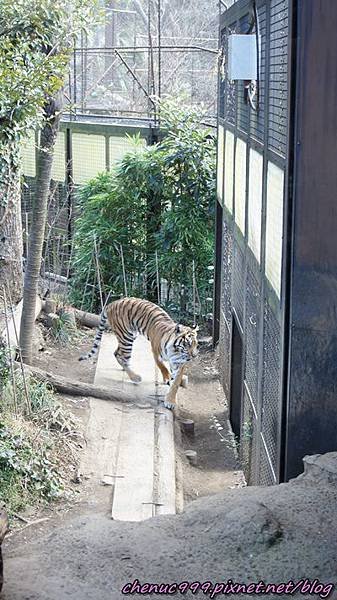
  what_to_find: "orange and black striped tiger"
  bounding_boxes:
[79,297,198,409]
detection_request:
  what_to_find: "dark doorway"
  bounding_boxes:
[230,314,243,440]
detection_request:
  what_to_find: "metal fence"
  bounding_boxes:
[216,0,289,485]
[66,1,219,125]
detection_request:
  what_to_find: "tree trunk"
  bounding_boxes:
[0,148,23,304]
[20,91,63,364]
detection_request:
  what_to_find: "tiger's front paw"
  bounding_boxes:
[128,371,142,383]
[163,397,176,410]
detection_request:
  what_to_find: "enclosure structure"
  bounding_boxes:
[215,0,337,483]
[20,0,219,286]
[67,0,218,125]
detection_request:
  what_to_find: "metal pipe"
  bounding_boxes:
[114,50,156,106]
[73,45,218,54]
[158,0,161,99]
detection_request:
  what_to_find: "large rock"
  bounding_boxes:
[299,452,337,485]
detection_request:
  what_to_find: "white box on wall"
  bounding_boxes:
[228,34,257,80]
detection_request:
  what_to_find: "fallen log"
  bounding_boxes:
[15,362,142,404]
[0,508,9,593]
[73,308,100,329]
[41,305,100,329]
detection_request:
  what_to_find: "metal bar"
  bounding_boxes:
[73,49,77,109]
[93,235,104,311]
[157,0,161,99]
[212,0,224,347]
[80,30,84,113]
[107,8,137,14]
[105,135,110,172]
[73,45,218,54]
[114,50,156,106]
[213,201,223,346]
[255,0,272,484]
[136,35,218,41]
[148,2,157,125]
[147,0,151,119]
[279,0,298,483]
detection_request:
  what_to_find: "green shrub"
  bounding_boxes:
[0,348,78,515]
[69,100,216,322]
[0,418,64,514]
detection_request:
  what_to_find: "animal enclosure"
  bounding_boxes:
[215,0,337,484]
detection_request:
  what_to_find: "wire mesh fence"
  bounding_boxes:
[66,0,219,124]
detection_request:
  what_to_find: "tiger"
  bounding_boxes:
[79,297,198,409]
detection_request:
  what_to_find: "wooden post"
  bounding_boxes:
[0,507,9,593]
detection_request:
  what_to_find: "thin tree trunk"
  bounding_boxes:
[146,190,161,302]
[20,90,63,364]
[0,148,23,303]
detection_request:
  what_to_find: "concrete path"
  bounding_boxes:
[79,333,177,521]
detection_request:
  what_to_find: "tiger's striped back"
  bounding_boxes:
[108,297,174,341]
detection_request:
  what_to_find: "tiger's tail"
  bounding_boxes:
[79,309,108,361]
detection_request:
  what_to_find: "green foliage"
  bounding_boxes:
[0,0,101,218]
[70,101,216,322]
[0,348,78,515]
[49,311,76,347]
[0,419,63,514]
[0,0,101,145]
[70,155,149,310]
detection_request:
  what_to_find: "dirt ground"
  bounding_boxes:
[1,321,242,539]
[31,321,97,385]
[176,349,244,502]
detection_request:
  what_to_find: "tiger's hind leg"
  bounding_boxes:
[114,335,142,383]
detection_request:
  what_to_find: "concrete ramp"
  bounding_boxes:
[80,332,177,521]
[111,407,155,521]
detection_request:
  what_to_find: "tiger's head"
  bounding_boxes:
[167,323,199,366]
